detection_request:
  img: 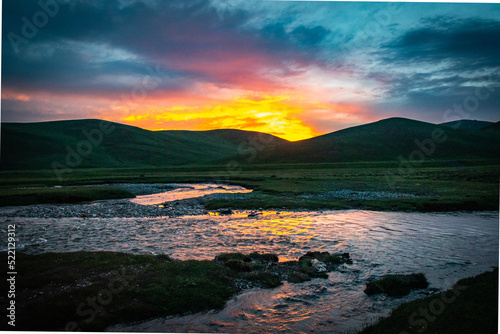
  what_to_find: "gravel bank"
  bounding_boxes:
[0,183,421,219]
[0,193,248,219]
[299,190,418,200]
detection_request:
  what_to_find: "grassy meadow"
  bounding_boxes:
[1,161,498,211]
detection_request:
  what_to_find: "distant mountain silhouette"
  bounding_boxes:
[1,117,499,170]
[0,119,286,170]
[250,117,500,163]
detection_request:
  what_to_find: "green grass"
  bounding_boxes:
[364,273,429,297]
[3,118,499,170]
[242,272,281,288]
[359,268,498,334]
[5,252,238,331]
[0,163,498,211]
[0,186,135,206]
[3,250,351,331]
[203,164,499,212]
[248,118,500,164]
[1,120,286,170]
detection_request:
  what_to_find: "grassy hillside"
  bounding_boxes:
[251,118,500,164]
[482,121,500,132]
[1,118,499,171]
[440,119,493,130]
[0,120,286,170]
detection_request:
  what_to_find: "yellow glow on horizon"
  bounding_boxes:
[120,95,321,141]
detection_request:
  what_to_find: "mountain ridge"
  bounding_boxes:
[1,117,499,170]
[0,119,286,170]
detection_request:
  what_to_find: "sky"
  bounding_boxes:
[2,0,500,141]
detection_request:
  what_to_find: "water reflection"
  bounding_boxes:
[1,209,497,333]
[130,183,252,205]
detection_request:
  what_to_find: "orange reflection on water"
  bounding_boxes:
[215,211,322,262]
[131,184,252,205]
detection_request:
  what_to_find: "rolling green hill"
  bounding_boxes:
[440,119,493,130]
[1,117,499,170]
[481,121,500,132]
[250,117,500,164]
[0,120,287,170]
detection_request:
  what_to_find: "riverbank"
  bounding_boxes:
[3,250,496,332]
[0,184,496,219]
[359,268,498,334]
[1,250,352,331]
[1,163,498,211]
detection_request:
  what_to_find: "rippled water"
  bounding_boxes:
[1,184,498,333]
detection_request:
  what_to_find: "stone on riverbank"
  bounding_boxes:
[364,273,429,297]
[215,251,352,288]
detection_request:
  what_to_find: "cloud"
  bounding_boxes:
[291,25,330,46]
[366,16,500,120]
[2,1,500,136]
[260,22,330,48]
[381,17,500,68]
[2,0,323,99]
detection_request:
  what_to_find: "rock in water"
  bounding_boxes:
[311,259,327,272]
[364,273,429,297]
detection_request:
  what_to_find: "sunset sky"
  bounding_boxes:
[2,0,500,141]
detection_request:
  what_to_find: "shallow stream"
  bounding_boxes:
[1,184,497,333]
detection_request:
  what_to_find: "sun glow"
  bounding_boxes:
[119,95,321,141]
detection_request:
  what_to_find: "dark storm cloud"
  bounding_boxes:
[2,0,326,97]
[369,16,500,119]
[381,16,500,68]
[2,0,199,95]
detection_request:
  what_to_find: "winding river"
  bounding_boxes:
[1,184,497,333]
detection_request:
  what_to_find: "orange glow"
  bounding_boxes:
[2,91,31,101]
[119,95,322,141]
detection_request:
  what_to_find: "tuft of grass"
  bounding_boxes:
[242,272,282,288]
[299,251,353,265]
[359,268,498,334]
[223,259,252,272]
[364,273,429,297]
[288,272,311,283]
[249,252,279,263]
[214,252,251,263]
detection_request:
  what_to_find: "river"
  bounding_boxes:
[1,184,498,333]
